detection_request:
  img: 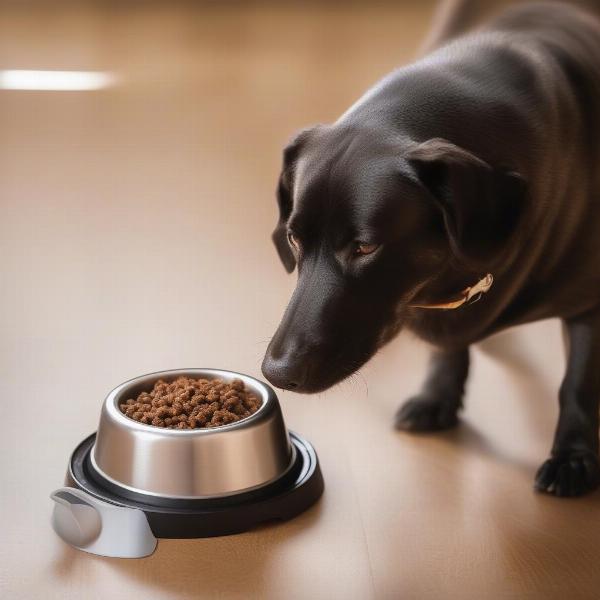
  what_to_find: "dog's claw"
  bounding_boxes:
[395,395,460,432]
[534,453,600,497]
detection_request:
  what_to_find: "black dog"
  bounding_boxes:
[261,2,600,497]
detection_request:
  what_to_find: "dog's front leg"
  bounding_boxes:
[395,347,469,431]
[535,310,600,497]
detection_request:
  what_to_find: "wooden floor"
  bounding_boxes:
[2,2,599,599]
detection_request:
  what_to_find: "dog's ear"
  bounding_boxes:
[272,127,316,273]
[407,138,527,266]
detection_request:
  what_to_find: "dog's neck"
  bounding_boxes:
[410,273,494,310]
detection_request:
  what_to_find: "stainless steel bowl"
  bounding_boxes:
[91,369,294,499]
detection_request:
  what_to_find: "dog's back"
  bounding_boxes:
[484,2,600,325]
[363,2,600,338]
[424,0,600,51]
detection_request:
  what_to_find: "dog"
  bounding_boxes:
[261,1,600,497]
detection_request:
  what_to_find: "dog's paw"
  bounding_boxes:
[534,453,600,497]
[394,394,460,432]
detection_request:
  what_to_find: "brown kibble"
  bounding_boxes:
[223,398,238,411]
[120,376,261,429]
[196,413,208,426]
[230,378,244,391]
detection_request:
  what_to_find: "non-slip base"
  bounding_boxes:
[66,432,324,538]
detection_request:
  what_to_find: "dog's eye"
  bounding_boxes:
[288,232,300,251]
[354,242,379,256]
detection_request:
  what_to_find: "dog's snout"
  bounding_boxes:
[262,266,345,392]
[261,352,309,391]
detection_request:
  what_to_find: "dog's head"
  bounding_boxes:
[262,124,525,392]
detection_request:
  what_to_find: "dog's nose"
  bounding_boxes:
[261,353,309,391]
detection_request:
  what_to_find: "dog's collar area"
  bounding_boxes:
[410,273,494,310]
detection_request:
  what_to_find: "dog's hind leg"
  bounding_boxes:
[535,308,600,497]
[395,347,469,431]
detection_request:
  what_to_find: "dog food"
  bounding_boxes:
[119,376,261,429]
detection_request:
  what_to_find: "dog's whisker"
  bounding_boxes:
[355,370,369,397]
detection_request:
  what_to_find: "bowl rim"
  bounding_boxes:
[105,368,275,435]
